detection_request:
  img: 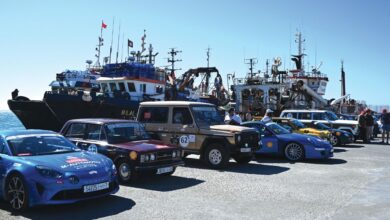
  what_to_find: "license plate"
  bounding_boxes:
[83,182,109,193]
[157,166,173,174]
[240,147,251,153]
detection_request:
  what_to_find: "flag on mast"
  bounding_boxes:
[128,39,133,48]
[101,21,107,29]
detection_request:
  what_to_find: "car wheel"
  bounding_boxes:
[204,143,229,169]
[6,173,29,211]
[116,159,134,183]
[232,155,253,164]
[329,134,340,146]
[284,143,304,161]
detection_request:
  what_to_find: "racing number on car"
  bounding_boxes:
[88,144,98,153]
[179,135,189,147]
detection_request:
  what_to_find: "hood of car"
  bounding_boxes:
[18,151,110,172]
[298,128,330,136]
[209,124,255,133]
[276,132,311,141]
[114,139,177,152]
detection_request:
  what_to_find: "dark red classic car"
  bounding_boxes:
[60,118,184,183]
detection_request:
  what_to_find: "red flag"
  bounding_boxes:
[101,21,107,29]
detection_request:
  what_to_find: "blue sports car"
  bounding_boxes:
[0,130,119,211]
[241,121,333,161]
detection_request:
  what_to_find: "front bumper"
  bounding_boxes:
[304,144,334,159]
[27,177,119,206]
[135,160,184,174]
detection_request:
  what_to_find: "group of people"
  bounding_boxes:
[224,108,273,125]
[357,108,390,144]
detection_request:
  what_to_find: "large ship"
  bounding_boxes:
[231,32,330,115]
[8,26,168,131]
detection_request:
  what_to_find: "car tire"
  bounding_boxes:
[6,173,29,211]
[329,134,340,146]
[203,143,230,169]
[232,155,253,164]
[284,142,304,161]
[116,159,135,183]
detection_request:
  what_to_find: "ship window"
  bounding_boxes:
[140,84,146,93]
[118,82,126,92]
[101,83,108,92]
[138,107,169,123]
[127,82,136,92]
[109,83,117,92]
[65,123,87,139]
[172,108,193,125]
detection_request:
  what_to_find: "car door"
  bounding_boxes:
[0,137,11,190]
[257,124,279,154]
[170,107,198,150]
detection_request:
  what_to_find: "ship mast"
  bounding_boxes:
[95,21,106,67]
[341,60,346,96]
[245,58,258,78]
[206,47,211,67]
[167,48,182,77]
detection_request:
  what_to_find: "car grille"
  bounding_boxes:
[156,150,174,160]
[51,181,118,201]
[239,132,259,150]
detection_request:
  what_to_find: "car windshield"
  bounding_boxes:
[325,112,339,121]
[266,123,291,135]
[7,134,78,156]
[314,122,330,130]
[290,119,306,129]
[191,106,224,127]
[105,122,150,144]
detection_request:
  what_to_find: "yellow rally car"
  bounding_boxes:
[271,117,331,142]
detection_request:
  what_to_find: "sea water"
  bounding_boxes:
[0,110,25,130]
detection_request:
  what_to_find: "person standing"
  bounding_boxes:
[225,108,241,125]
[261,109,273,124]
[365,109,374,142]
[380,109,390,144]
[245,112,254,121]
[357,110,367,143]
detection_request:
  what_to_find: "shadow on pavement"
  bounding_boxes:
[342,144,364,148]
[127,175,205,191]
[333,148,348,153]
[183,158,290,175]
[308,158,348,165]
[1,195,135,220]
[254,155,347,165]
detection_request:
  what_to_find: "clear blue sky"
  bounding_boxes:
[1,0,389,110]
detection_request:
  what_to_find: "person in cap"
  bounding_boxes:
[261,109,273,124]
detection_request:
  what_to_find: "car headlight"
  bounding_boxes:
[36,165,63,179]
[150,153,156,161]
[172,151,177,158]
